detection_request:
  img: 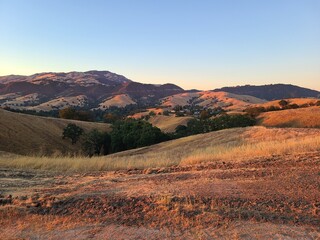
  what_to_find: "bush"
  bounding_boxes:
[244,107,266,117]
[82,129,111,156]
[62,123,84,144]
[279,100,288,108]
[110,119,169,152]
[176,114,256,137]
[59,107,93,121]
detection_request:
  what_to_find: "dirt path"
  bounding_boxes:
[1,151,320,239]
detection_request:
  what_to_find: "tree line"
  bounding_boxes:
[63,114,255,157]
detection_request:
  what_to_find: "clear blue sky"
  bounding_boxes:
[0,0,319,90]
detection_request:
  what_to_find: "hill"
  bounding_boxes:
[214,84,320,100]
[0,71,184,110]
[258,106,320,128]
[0,109,110,155]
[1,126,320,238]
[252,97,319,109]
[148,115,193,132]
[160,91,266,112]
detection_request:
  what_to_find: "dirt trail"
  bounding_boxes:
[1,151,320,239]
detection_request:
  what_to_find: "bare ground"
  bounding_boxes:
[1,151,320,239]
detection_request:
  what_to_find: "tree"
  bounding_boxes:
[200,110,210,120]
[279,100,288,108]
[103,113,120,123]
[59,107,93,121]
[82,129,111,156]
[59,107,76,119]
[110,119,169,152]
[62,123,84,144]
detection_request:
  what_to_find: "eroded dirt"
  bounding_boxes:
[1,151,320,239]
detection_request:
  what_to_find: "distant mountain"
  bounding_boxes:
[214,84,320,101]
[0,71,184,111]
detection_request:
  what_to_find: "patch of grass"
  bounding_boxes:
[1,126,320,172]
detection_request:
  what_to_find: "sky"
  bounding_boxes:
[0,0,319,90]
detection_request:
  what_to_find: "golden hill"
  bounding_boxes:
[2,126,319,172]
[148,115,193,132]
[257,106,320,128]
[161,91,266,112]
[253,98,319,108]
[0,109,110,155]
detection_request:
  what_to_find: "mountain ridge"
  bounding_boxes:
[0,71,319,111]
[214,84,320,100]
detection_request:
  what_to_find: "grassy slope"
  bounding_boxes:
[2,126,319,172]
[0,109,110,155]
[148,115,193,132]
[258,106,320,128]
[253,98,319,108]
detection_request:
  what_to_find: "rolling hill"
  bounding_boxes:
[257,106,320,128]
[0,71,184,111]
[160,91,266,112]
[148,115,193,132]
[214,84,320,100]
[0,109,110,155]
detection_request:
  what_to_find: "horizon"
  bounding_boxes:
[0,0,319,91]
[0,69,319,92]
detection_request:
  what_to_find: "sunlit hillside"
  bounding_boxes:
[1,126,319,172]
[148,115,193,132]
[161,91,266,112]
[258,106,320,128]
[0,109,110,155]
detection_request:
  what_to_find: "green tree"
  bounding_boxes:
[110,119,169,152]
[82,129,111,156]
[279,100,288,108]
[62,123,84,144]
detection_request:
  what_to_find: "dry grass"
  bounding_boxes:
[0,109,110,155]
[257,106,320,128]
[149,115,193,132]
[253,98,319,108]
[1,126,319,172]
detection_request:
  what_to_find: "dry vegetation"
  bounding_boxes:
[1,109,320,239]
[1,126,319,172]
[0,109,110,155]
[258,106,320,128]
[1,150,319,239]
[148,115,193,132]
[253,98,319,108]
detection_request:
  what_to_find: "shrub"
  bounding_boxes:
[279,100,288,108]
[62,123,84,144]
[110,119,169,152]
[82,129,111,156]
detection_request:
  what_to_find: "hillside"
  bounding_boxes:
[148,115,193,132]
[0,71,184,110]
[0,109,110,155]
[1,126,320,238]
[161,91,266,112]
[215,84,320,100]
[258,106,320,128]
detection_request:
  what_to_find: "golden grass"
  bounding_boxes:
[181,135,320,165]
[0,109,110,155]
[148,115,193,132]
[258,106,320,128]
[253,98,319,108]
[1,126,319,172]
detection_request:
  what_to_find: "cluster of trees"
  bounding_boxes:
[174,114,256,137]
[62,119,169,156]
[2,107,59,117]
[59,107,94,121]
[62,114,256,156]
[245,100,320,117]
